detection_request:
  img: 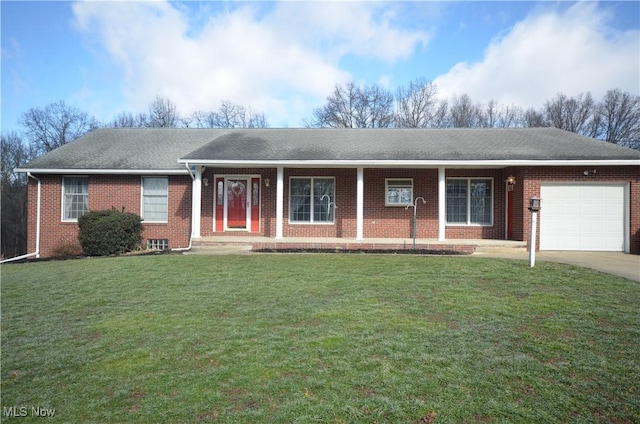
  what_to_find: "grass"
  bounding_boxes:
[1,254,639,423]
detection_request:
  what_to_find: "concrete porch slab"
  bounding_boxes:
[189,237,526,255]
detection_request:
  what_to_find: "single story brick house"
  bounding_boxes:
[15,127,640,258]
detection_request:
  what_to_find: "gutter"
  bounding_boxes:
[14,168,190,175]
[177,159,640,168]
[170,163,195,253]
[1,173,41,263]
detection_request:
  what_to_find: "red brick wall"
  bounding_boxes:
[444,169,507,240]
[516,166,640,254]
[283,168,357,238]
[26,174,191,258]
[201,167,278,237]
[362,169,438,238]
[27,165,639,257]
[201,168,359,238]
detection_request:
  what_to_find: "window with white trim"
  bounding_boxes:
[446,178,493,225]
[62,176,89,221]
[289,177,335,223]
[142,177,168,222]
[386,179,413,206]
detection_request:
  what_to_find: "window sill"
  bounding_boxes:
[289,221,335,226]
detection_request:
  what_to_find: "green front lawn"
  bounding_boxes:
[1,254,638,423]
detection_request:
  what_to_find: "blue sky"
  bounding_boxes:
[2,1,639,131]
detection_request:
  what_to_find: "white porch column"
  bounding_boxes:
[191,166,203,239]
[275,166,284,239]
[356,166,364,240]
[438,166,446,241]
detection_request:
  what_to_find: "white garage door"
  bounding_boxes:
[540,183,627,251]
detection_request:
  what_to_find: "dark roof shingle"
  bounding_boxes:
[19,127,640,172]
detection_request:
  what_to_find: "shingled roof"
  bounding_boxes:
[18,127,640,173]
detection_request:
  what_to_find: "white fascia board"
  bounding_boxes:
[177,159,640,168]
[14,168,189,175]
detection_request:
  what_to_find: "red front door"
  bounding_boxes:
[227,179,247,229]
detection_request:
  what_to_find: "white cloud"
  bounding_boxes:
[71,1,429,127]
[433,2,640,108]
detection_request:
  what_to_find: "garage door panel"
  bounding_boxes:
[540,184,626,252]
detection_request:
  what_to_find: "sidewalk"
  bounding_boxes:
[474,248,640,282]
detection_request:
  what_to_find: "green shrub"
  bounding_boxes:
[78,209,142,256]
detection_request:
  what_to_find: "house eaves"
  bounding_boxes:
[177,158,640,169]
[15,168,190,175]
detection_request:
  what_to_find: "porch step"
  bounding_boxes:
[473,245,528,257]
[186,242,253,255]
[190,240,479,255]
[188,238,527,255]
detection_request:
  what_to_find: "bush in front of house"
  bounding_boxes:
[78,209,142,256]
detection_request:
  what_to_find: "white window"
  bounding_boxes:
[62,176,88,221]
[142,177,168,222]
[289,177,335,223]
[446,178,493,225]
[386,179,413,206]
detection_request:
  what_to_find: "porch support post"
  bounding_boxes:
[276,166,284,239]
[438,166,446,241]
[356,166,364,240]
[191,165,203,238]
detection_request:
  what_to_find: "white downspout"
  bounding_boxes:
[171,163,196,252]
[356,167,364,240]
[1,172,41,263]
[438,166,446,241]
[275,166,284,239]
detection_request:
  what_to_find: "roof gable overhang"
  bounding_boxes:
[15,168,190,175]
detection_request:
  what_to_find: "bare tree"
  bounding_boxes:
[544,92,597,137]
[431,100,450,128]
[147,96,180,128]
[190,101,269,128]
[499,104,526,128]
[354,84,394,128]
[216,101,248,128]
[247,109,268,128]
[1,132,35,258]
[309,81,394,128]
[395,78,440,128]
[19,101,100,154]
[477,100,526,128]
[596,89,640,147]
[449,94,483,128]
[523,107,548,128]
[309,82,359,128]
[109,111,146,128]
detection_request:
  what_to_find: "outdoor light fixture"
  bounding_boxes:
[264,178,270,187]
[528,197,541,212]
[582,169,597,176]
[505,175,516,185]
[202,178,209,187]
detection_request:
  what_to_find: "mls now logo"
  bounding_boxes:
[3,406,28,417]
[3,406,56,417]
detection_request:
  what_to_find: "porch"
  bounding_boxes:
[189,236,526,255]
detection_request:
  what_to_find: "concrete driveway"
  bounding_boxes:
[475,248,640,282]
